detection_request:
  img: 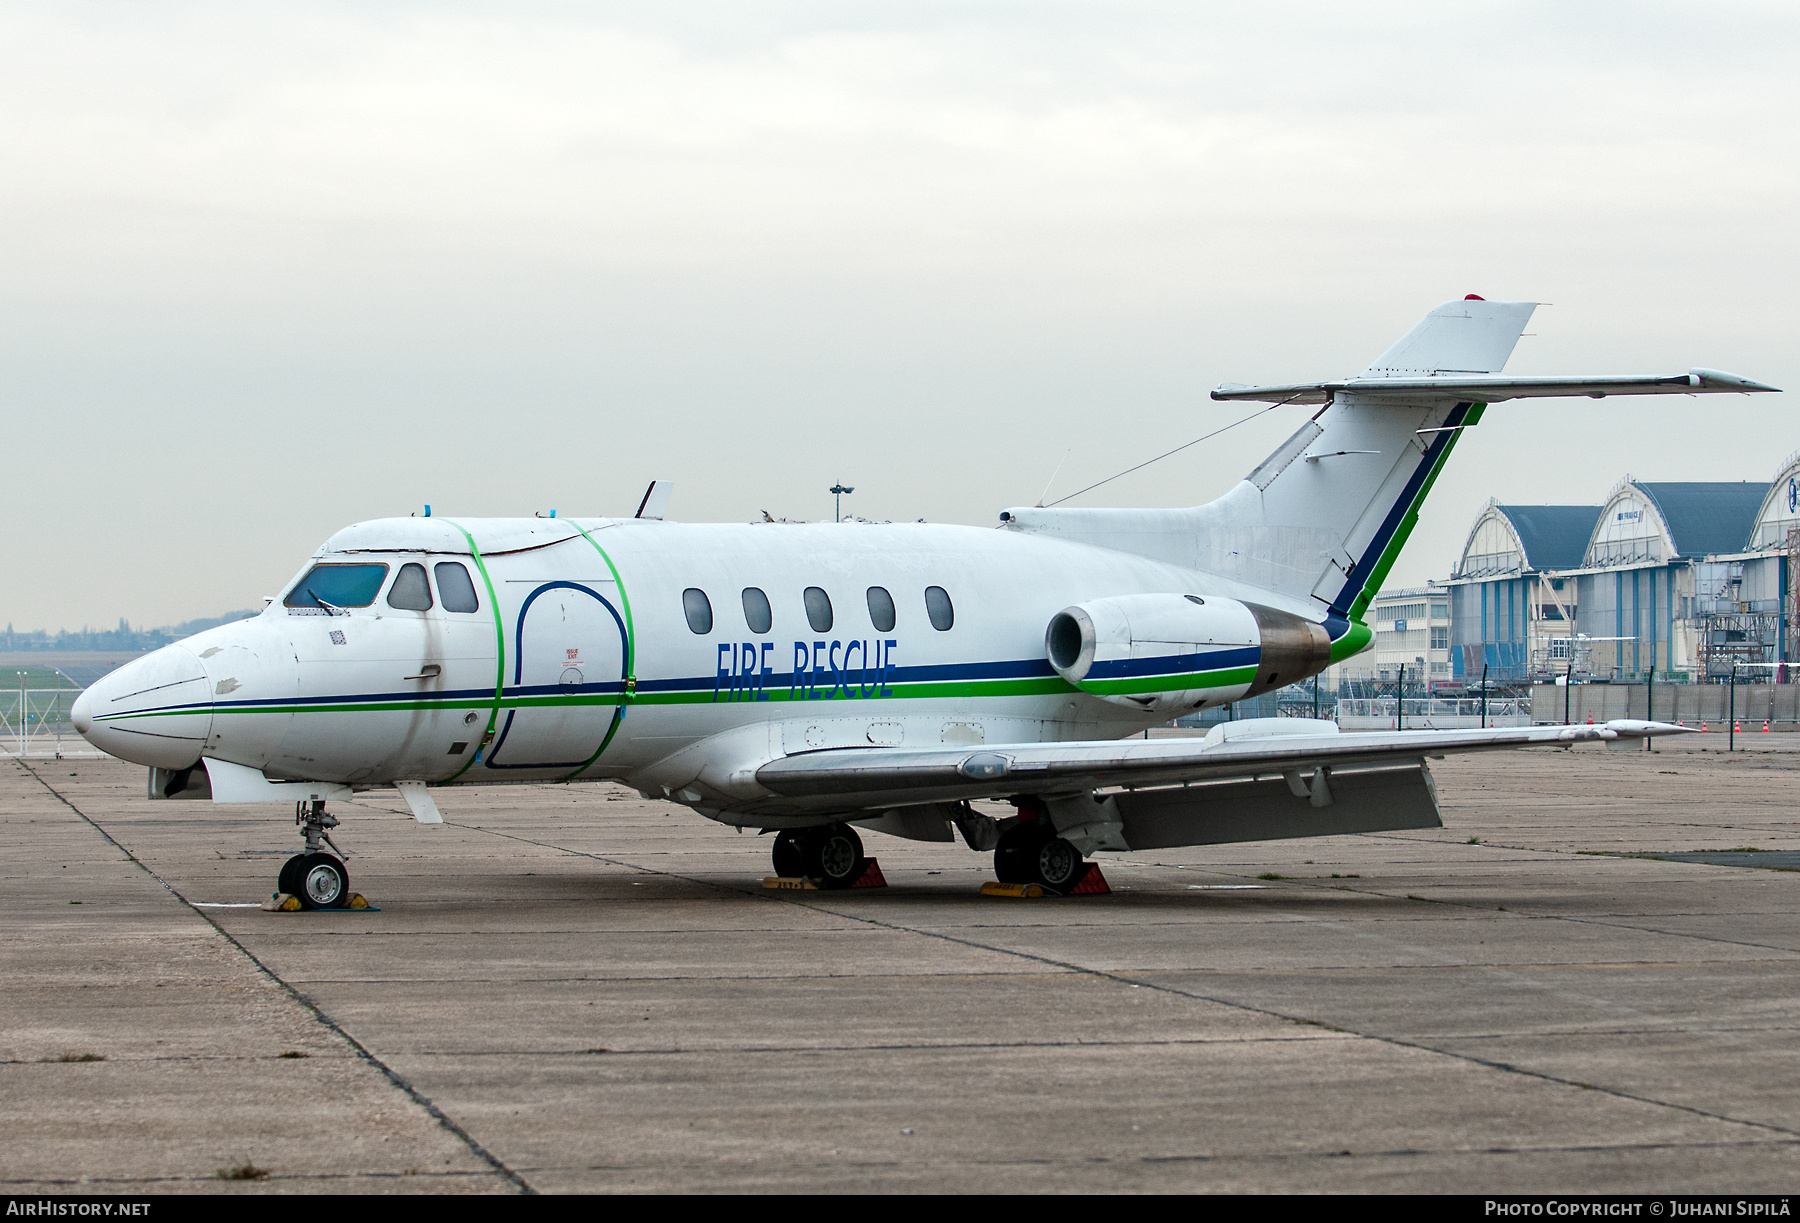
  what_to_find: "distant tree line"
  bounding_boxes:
[3,611,260,653]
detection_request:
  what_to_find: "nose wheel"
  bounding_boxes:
[278,800,351,910]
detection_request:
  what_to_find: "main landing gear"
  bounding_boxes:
[993,804,1096,894]
[277,799,350,910]
[771,823,866,889]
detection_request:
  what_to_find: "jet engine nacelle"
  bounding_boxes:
[1045,593,1331,714]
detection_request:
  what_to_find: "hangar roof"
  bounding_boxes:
[1492,505,1600,571]
[1634,483,1770,558]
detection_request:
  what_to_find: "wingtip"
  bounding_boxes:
[1691,368,1782,393]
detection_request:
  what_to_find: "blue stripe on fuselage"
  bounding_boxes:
[1328,401,1471,616]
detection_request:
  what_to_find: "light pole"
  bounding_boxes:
[830,483,855,523]
[1730,662,1738,752]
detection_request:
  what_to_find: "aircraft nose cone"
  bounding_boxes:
[75,644,215,768]
[71,686,94,736]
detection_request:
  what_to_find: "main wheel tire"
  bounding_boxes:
[277,853,309,898]
[803,824,865,889]
[296,853,349,910]
[993,822,1044,884]
[771,831,806,878]
[1031,836,1085,891]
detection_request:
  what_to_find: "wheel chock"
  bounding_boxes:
[981,882,1044,898]
[260,892,379,912]
[980,864,1111,899]
[764,859,888,891]
[1065,863,1111,895]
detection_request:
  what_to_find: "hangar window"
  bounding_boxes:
[925,586,954,631]
[683,588,714,635]
[285,564,389,609]
[435,563,481,613]
[742,587,772,635]
[804,587,833,633]
[387,563,433,611]
[866,587,896,633]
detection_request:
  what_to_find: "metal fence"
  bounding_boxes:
[1336,697,1531,731]
[0,686,99,757]
[1530,682,1800,727]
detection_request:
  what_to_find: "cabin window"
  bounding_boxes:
[434,562,480,613]
[866,586,896,633]
[683,588,714,635]
[284,564,389,609]
[387,563,433,611]
[804,587,833,633]
[742,587,772,634]
[925,585,954,631]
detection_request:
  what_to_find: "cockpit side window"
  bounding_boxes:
[284,563,390,609]
[387,563,433,611]
[434,562,481,613]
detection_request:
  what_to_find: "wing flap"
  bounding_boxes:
[1113,762,1442,848]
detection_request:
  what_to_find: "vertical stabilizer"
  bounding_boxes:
[1362,298,1537,377]
[1001,299,1535,633]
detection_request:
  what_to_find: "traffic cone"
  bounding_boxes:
[1764,718,1771,733]
[1701,719,1708,732]
[1734,719,1741,734]
[1678,719,1686,727]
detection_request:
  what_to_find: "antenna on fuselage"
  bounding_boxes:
[635,481,671,521]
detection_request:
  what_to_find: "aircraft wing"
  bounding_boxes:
[1210,369,1779,405]
[755,720,1683,808]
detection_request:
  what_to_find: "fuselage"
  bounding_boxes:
[72,515,1360,822]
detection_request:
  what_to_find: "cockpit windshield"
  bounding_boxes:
[284,563,390,609]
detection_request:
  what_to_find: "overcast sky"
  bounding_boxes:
[5,1,1796,630]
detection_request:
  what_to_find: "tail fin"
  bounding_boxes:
[1361,297,1536,377]
[1192,299,1535,621]
[1002,298,1773,631]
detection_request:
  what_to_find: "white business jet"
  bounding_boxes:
[72,299,1775,907]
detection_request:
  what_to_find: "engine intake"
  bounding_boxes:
[1045,593,1330,714]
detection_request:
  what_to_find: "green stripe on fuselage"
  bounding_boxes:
[1077,665,1257,697]
[1329,620,1373,664]
[95,661,1275,723]
[1344,402,1485,624]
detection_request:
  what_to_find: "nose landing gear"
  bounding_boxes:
[277,799,351,910]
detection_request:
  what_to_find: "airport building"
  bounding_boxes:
[1440,453,1800,684]
[1366,587,1453,685]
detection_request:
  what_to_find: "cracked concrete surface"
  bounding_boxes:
[6,737,1800,1192]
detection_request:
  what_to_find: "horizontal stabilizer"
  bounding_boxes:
[1212,368,1781,406]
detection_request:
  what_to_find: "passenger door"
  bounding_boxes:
[484,582,629,772]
